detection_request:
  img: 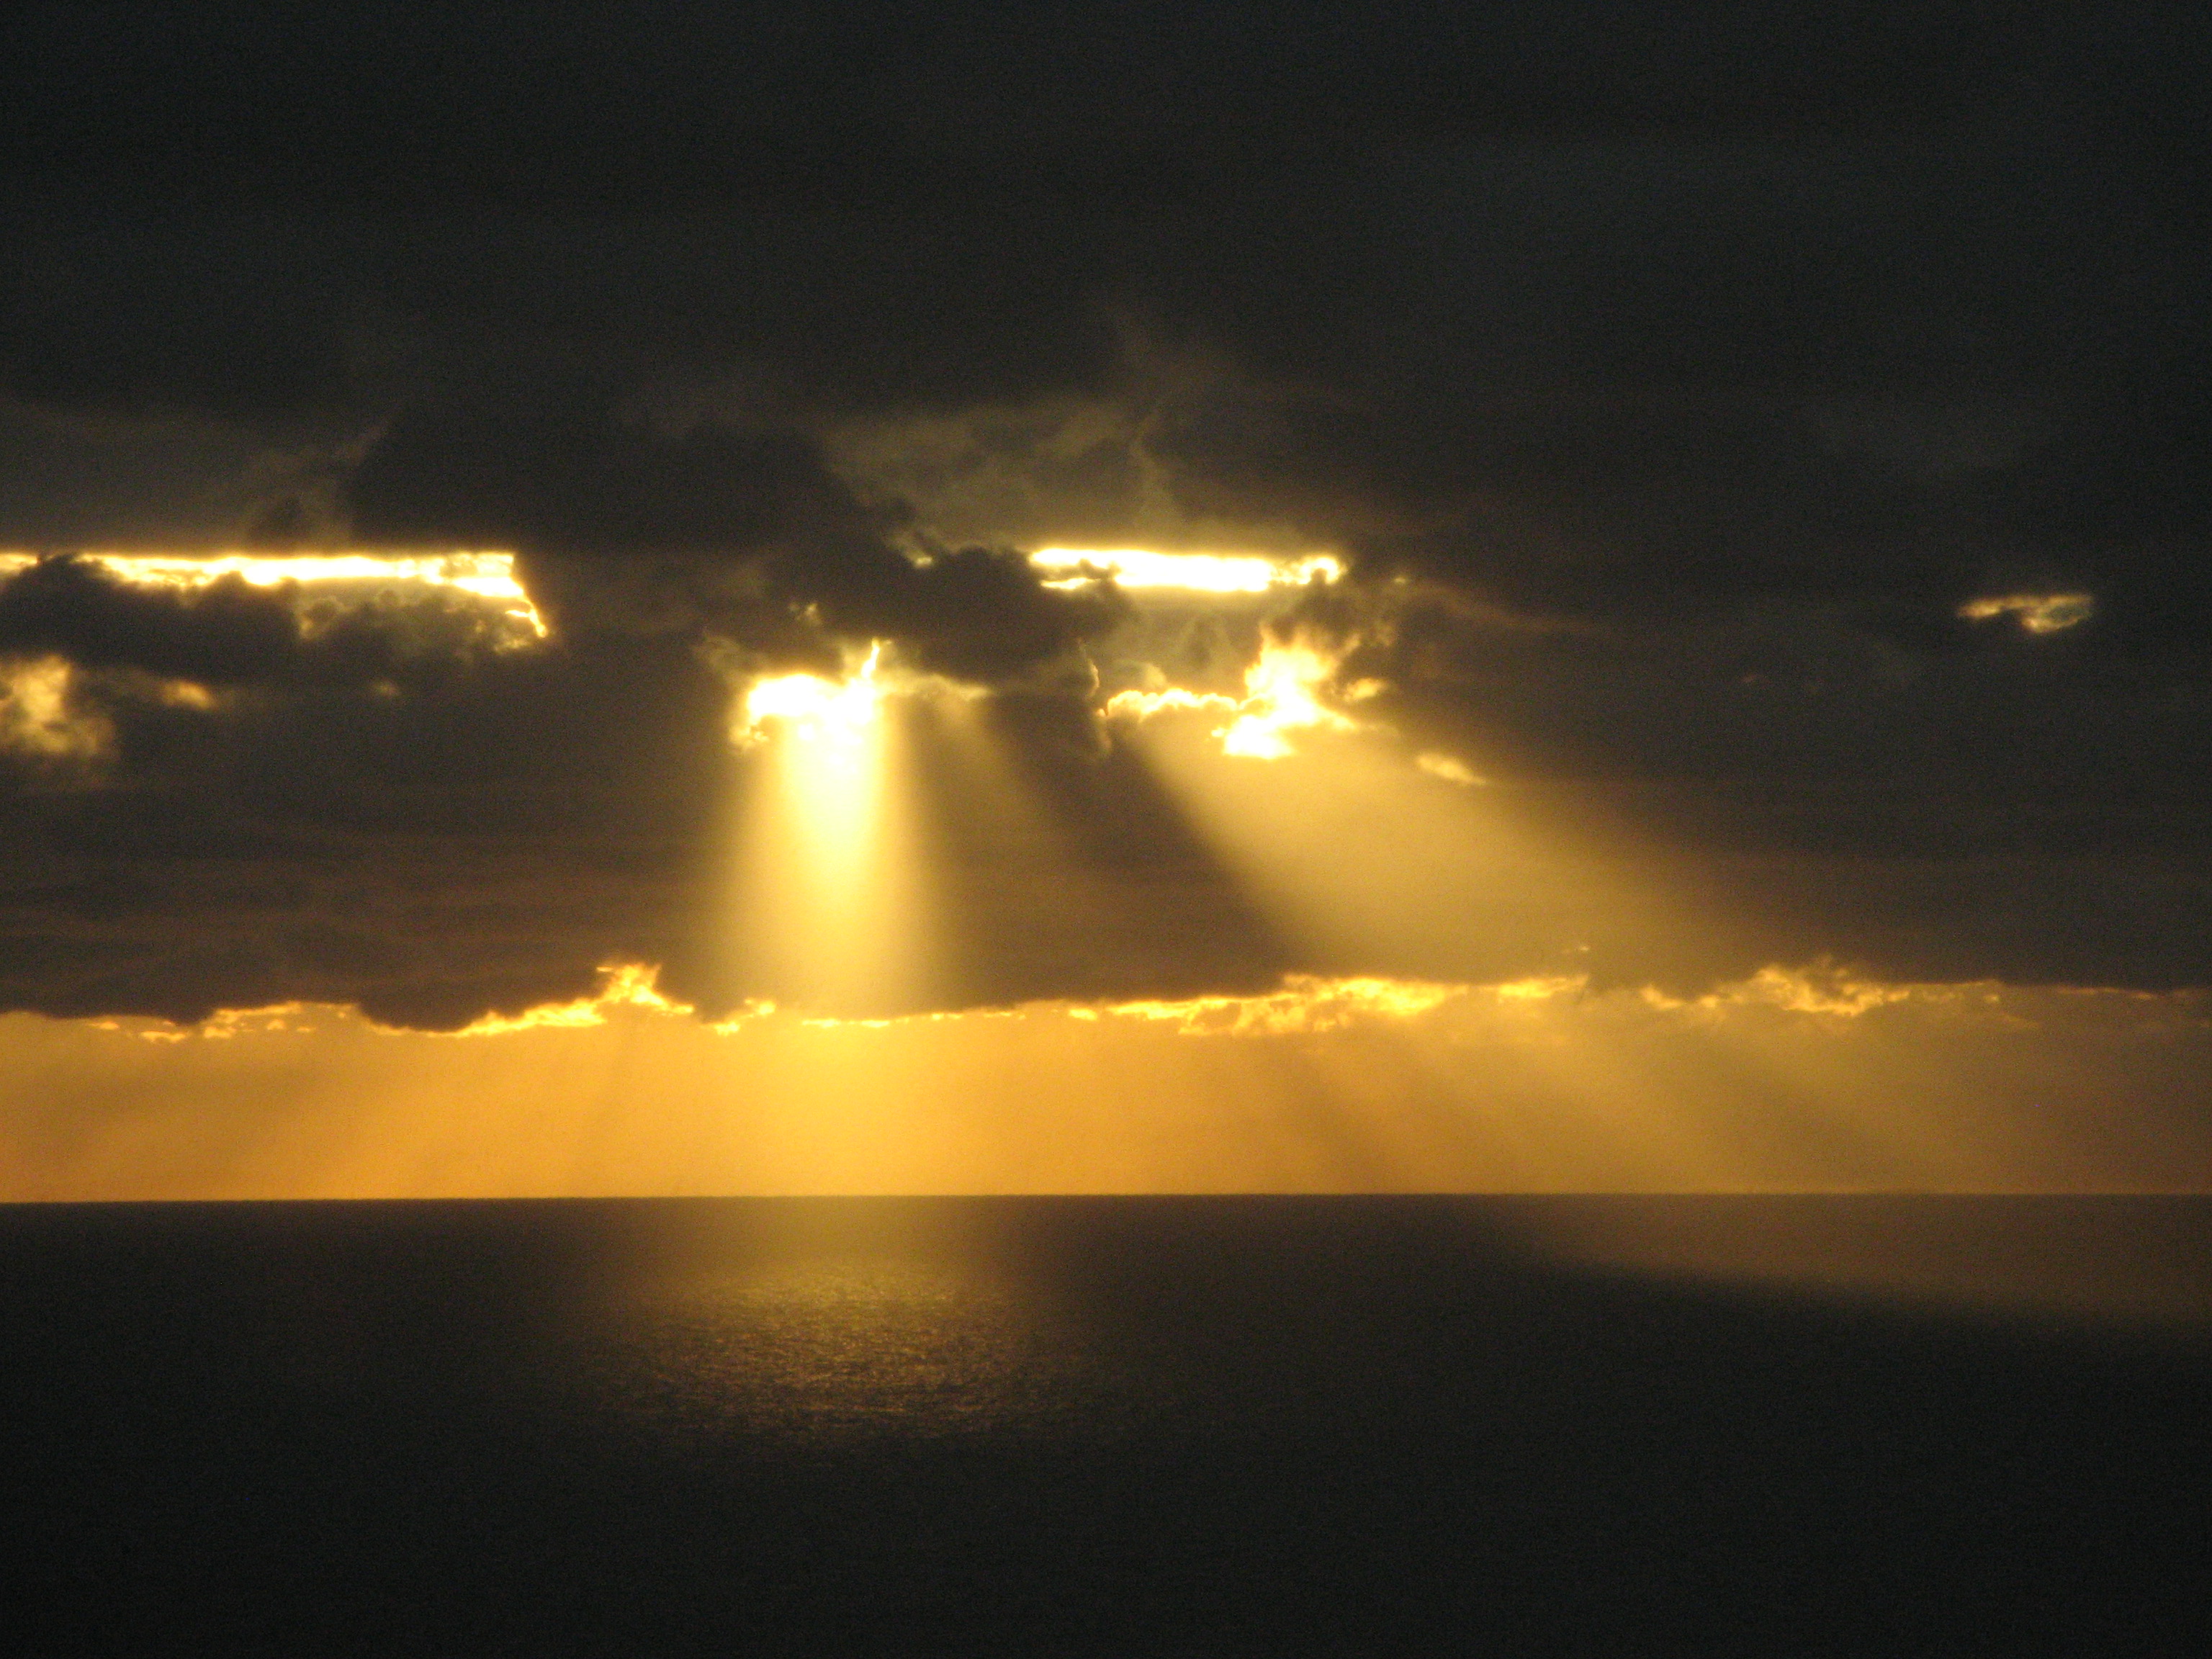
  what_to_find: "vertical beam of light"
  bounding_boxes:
[730,653,938,1017]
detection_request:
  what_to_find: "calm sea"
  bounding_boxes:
[5,1196,2207,1655]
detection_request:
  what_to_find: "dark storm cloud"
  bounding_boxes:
[0,621,740,1025]
[0,558,300,684]
[0,1,2037,210]
[0,649,1287,1028]
[0,3,2207,1024]
[1119,123,2211,647]
[348,397,1124,676]
[0,554,513,689]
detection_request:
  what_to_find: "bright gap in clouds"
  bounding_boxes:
[1029,547,1344,593]
[0,549,548,639]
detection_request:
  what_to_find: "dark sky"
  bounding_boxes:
[1,4,2207,1028]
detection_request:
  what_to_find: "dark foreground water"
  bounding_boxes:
[4,1197,2208,1656]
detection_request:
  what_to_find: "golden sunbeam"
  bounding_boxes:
[1118,706,1566,979]
[729,645,940,1017]
[1101,631,2084,1196]
[1064,553,2136,1215]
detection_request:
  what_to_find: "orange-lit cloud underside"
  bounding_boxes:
[5,966,2206,1202]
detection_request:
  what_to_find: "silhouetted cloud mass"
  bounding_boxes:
[1,4,2207,1025]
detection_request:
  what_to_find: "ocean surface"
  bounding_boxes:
[5,1196,2208,1655]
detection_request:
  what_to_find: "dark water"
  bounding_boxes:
[4,1197,2208,1656]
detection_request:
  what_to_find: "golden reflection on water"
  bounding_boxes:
[569,1259,1155,1447]
[536,1197,2210,1455]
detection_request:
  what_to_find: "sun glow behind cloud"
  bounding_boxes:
[1220,637,1367,758]
[1057,549,1488,775]
[736,642,887,748]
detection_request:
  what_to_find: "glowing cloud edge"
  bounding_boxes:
[49,960,2195,1045]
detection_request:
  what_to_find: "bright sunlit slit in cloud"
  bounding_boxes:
[1959,591,2095,634]
[1029,547,1344,594]
[1102,686,1239,721]
[0,549,549,639]
[1674,963,1922,1020]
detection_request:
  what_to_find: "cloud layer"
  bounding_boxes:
[2,5,2207,1027]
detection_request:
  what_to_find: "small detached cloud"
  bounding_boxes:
[1414,752,1484,786]
[0,655,112,768]
[1958,592,2096,635]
